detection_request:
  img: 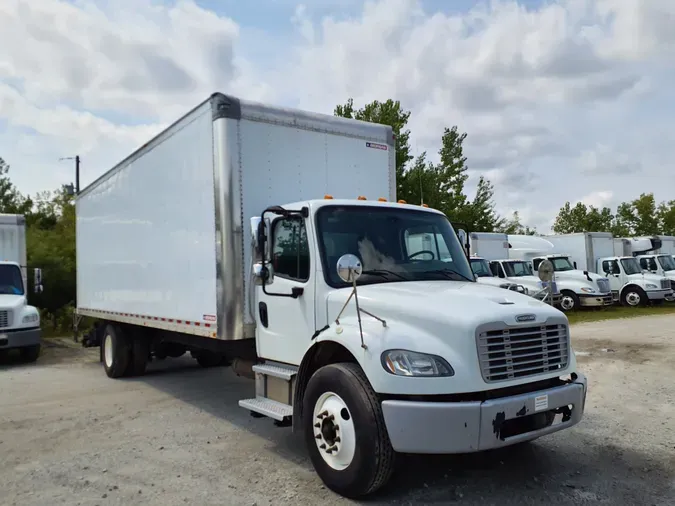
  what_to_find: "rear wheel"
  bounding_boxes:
[129,332,150,376]
[102,324,131,378]
[303,362,395,498]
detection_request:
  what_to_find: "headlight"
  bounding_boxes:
[645,283,658,289]
[381,350,454,377]
[580,287,595,293]
[22,313,39,323]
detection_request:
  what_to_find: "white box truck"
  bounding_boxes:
[507,234,613,311]
[0,214,42,361]
[625,236,675,292]
[545,232,672,306]
[75,93,587,498]
[469,232,561,305]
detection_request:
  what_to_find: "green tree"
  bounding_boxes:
[614,193,660,235]
[498,211,538,235]
[552,202,615,234]
[657,200,675,235]
[334,98,413,197]
[0,158,33,215]
[460,177,505,232]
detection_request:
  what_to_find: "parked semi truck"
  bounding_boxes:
[545,232,672,306]
[507,234,613,311]
[75,93,587,498]
[469,232,561,305]
[624,236,675,291]
[0,214,42,361]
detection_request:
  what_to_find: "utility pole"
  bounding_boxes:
[59,155,80,195]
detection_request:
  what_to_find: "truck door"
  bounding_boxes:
[600,259,622,292]
[255,215,316,365]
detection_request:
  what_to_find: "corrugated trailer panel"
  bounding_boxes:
[0,214,27,287]
[234,109,395,325]
[76,102,218,336]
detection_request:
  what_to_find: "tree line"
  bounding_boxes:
[6,95,663,332]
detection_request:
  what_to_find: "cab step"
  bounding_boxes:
[238,397,293,421]
[238,362,297,423]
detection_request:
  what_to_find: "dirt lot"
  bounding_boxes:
[1,315,674,506]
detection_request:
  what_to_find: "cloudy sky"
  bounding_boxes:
[1,0,673,231]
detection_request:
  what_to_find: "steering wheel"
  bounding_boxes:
[408,250,435,260]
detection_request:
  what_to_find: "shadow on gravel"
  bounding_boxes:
[123,359,675,505]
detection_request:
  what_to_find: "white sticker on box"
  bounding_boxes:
[534,394,548,412]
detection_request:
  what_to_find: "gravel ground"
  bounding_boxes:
[1,316,674,506]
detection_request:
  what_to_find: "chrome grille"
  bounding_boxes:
[0,310,10,328]
[477,324,569,383]
[596,278,610,293]
[661,279,671,290]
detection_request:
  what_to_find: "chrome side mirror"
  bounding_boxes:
[252,262,274,286]
[33,268,43,294]
[336,254,362,283]
[250,216,271,261]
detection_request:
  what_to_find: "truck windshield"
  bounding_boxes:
[316,205,475,287]
[502,261,533,277]
[0,264,24,295]
[550,257,574,271]
[658,255,675,271]
[470,259,492,278]
[620,258,641,275]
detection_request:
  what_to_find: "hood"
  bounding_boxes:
[0,293,26,311]
[325,280,563,330]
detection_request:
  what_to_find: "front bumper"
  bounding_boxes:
[381,374,587,454]
[0,327,42,350]
[578,294,614,307]
[646,289,673,301]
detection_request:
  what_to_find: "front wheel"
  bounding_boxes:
[621,286,648,307]
[20,344,40,363]
[559,290,580,312]
[303,362,395,498]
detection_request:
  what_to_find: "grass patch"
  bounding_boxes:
[567,302,675,325]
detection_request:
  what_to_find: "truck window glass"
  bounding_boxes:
[658,254,675,271]
[470,259,492,277]
[503,261,533,277]
[0,264,24,295]
[550,257,574,271]
[315,205,474,287]
[620,258,641,275]
[272,217,310,282]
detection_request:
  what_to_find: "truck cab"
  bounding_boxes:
[597,256,673,306]
[487,258,562,306]
[508,234,613,311]
[626,236,675,292]
[469,255,527,294]
[244,198,586,496]
[0,214,42,362]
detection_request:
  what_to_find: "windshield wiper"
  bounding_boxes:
[361,269,409,281]
[425,268,475,282]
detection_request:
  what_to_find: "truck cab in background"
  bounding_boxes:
[469,255,527,294]
[469,232,561,306]
[625,236,675,293]
[544,232,672,307]
[508,234,613,311]
[0,214,42,362]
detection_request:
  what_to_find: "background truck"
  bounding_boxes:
[625,236,675,292]
[0,214,42,362]
[545,232,672,306]
[469,232,561,305]
[75,92,587,498]
[507,234,613,311]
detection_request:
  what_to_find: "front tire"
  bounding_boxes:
[621,286,647,307]
[302,362,395,498]
[102,324,131,378]
[20,344,40,363]
[559,290,580,312]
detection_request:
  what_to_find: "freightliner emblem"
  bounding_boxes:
[515,314,536,322]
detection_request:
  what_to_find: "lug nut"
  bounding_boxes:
[326,445,337,453]
[317,410,328,418]
[319,443,326,449]
[334,437,341,443]
[314,423,320,428]
[315,434,322,439]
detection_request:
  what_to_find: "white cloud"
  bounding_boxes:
[1,0,674,234]
[579,190,614,208]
